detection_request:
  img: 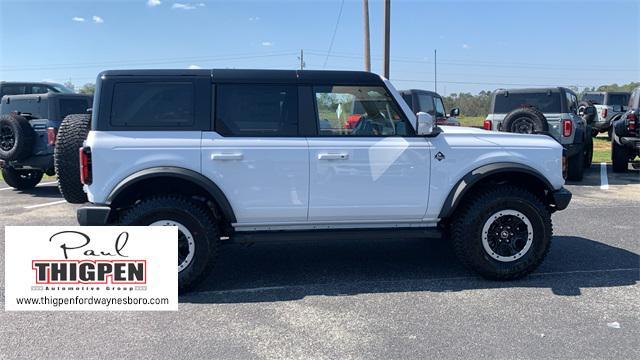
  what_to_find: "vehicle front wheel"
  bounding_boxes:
[583,131,593,168]
[117,195,219,292]
[450,186,552,280]
[611,140,629,173]
[1,167,43,190]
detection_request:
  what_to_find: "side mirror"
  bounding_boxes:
[449,108,460,117]
[416,112,434,135]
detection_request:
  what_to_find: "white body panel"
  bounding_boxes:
[200,133,309,223]
[84,131,202,203]
[307,136,432,221]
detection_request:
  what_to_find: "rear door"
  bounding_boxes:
[201,83,309,224]
[307,84,431,222]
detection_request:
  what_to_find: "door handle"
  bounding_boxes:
[318,153,349,160]
[211,153,243,161]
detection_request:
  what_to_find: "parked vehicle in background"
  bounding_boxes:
[0,81,74,97]
[611,87,640,172]
[400,89,461,126]
[579,91,630,139]
[74,69,571,292]
[484,87,592,181]
[0,92,91,189]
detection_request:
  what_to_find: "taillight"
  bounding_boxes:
[562,119,572,137]
[628,113,637,132]
[483,119,492,130]
[47,127,57,146]
[79,146,92,185]
[601,108,608,118]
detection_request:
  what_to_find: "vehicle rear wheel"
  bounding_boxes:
[1,167,43,190]
[55,113,91,204]
[450,186,552,280]
[611,140,629,173]
[117,195,219,293]
[566,147,585,181]
[0,114,35,161]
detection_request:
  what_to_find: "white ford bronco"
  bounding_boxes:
[75,69,571,291]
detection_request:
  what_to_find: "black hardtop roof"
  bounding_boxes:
[493,87,569,94]
[97,69,384,85]
[582,91,631,95]
[399,89,442,98]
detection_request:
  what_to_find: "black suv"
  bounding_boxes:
[611,87,640,172]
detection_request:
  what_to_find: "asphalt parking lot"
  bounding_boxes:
[1,164,638,359]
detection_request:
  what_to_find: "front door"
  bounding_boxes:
[307,85,431,222]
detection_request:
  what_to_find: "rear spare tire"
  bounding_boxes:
[54,113,91,204]
[0,114,35,161]
[2,167,43,190]
[502,107,549,134]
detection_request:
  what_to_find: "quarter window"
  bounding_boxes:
[215,84,298,136]
[314,85,411,136]
[110,82,195,127]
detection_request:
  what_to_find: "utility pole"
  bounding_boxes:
[298,49,305,70]
[363,0,371,72]
[382,0,390,78]
[434,49,437,93]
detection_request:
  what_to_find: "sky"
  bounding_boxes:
[0,0,638,95]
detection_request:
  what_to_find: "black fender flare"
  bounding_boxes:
[106,166,236,223]
[438,162,554,219]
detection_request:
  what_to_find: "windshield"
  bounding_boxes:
[582,93,604,104]
[493,91,562,113]
[50,83,74,93]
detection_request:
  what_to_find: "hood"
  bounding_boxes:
[439,126,561,149]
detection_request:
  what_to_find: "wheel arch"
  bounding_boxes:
[438,162,555,219]
[106,166,237,223]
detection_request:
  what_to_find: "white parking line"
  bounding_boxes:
[600,162,609,190]
[23,200,67,209]
[0,181,58,191]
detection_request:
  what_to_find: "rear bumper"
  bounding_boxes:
[620,136,640,150]
[592,121,610,132]
[77,204,111,225]
[550,187,572,211]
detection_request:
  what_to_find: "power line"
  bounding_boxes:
[393,78,593,88]
[323,0,345,69]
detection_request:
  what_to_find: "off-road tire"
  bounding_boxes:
[0,114,35,161]
[1,167,43,190]
[578,101,596,125]
[117,195,220,293]
[611,140,629,173]
[567,146,585,181]
[503,107,549,134]
[55,113,91,204]
[584,128,593,168]
[450,186,552,280]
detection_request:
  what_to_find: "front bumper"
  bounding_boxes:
[550,187,572,211]
[77,204,111,225]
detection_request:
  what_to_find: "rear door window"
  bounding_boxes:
[1,85,27,97]
[110,82,195,127]
[493,92,562,113]
[215,84,298,136]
